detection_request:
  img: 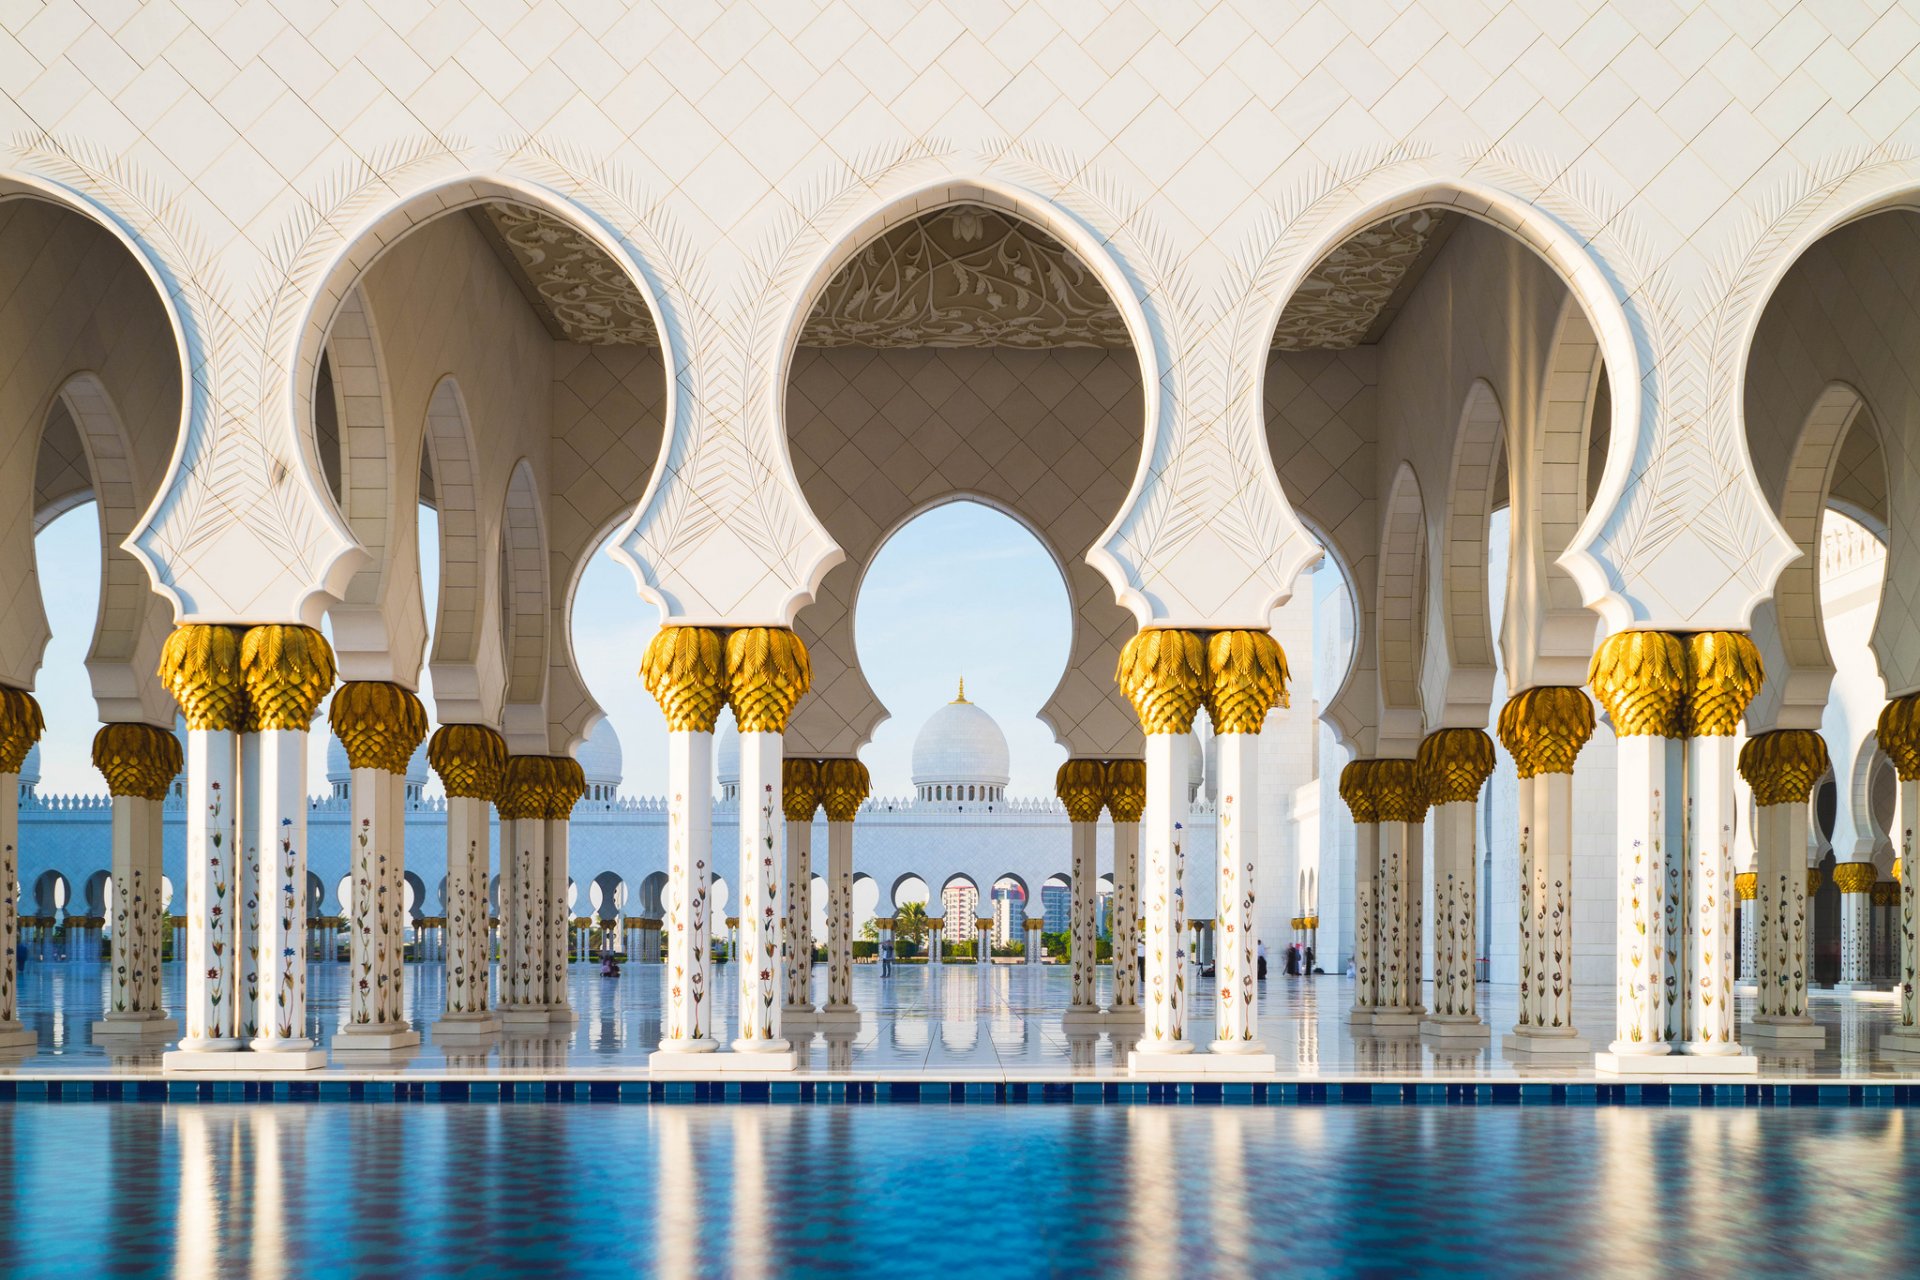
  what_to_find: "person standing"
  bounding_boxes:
[1256,938,1268,980]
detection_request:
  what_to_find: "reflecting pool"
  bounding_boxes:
[3,1104,1916,1277]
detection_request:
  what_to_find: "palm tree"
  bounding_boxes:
[895,900,930,947]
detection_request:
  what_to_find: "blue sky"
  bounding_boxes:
[30,499,1080,801]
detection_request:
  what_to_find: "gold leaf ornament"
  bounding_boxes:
[91,722,183,801]
[497,756,561,821]
[1875,694,1920,782]
[158,625,246,732]
[819,758,871,823]
[1338,760,1378,823]
[240,625,336,731]
[641,627,728,733]
[0,685,44,774]
[724,628,810,734]
[546,758,587,819]
[1204,630,1289,733]
[1737,730,1829,806]
[1370,758,1424,823]
[1103,758,1146,823]
[1116,629,1208,735]
[1589,630,1687,738]
[1416,728,1496,804]
[782,757,823,821]
[427,725,508,801]
[1833,862,1879,895]
[1055,758,1108,823]
[328,681,428,774]
[1497,687,1595,778]
[1683,631,1763,736]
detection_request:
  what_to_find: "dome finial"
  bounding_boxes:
[954,677,967,704]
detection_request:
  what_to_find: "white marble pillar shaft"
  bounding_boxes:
[1110,821,1140,1008]
[238,731,262,1040]
[1350,819,1378,1022]
[734,732,787,1052]
[1137,732,1191,1053]
[0,771,27,1046]
[104,795,168,1024]
[1838,876,1873,985]
[783,816,813,1015]
[1753,802,1812,1023]
[546,817,572,1018]
[1901,776,1918,1035]
[1427,799,1478,1022]
[504,817,547,1014]
[249,729,312,1053]
[1515,774,1537,1029]
[347,766,400,1030]
[662,731,714,1049]
[1374,815,1422,1018]
[825,819,854,1013]
[444,796,492,1018]
[1610,734,1684,1056]
[1517,771,1577,1038]
[1683,735,1740,1053]
[1069,820,1099,1012]
[1738,894,1755,983]
[1213,731,1262,1049]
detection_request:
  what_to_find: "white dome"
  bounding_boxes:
[911,683,1011,788]
[19,742,39,786]
[405,740,429,788]
[578,718,622,790]
[716,716,739,787]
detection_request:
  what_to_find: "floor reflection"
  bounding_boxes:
[5,959,1919,1080]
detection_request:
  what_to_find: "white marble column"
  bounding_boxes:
[1106,758,1144,1019]
[722,627,809,1068]
[1887,701,1920,1052]
[781,758,820,1022]
[819,758,868,1026]
[333,683,426,1053]
[1123,607,1202,1064]
[926,918,944,967]
[1211,729,1266,1053]
[1834,863,1877,986]
[1024,913,1044,965]
[1340,760,1379,1026]
[249,724,318,1061]
[734,729,789,1055]
[0,687,41,1050]
[1368,758,1423,1032]
[544,761,583,1024]
[171,671,239,1059]
[430,724,505,1035]
[91,724,181,1042]
[1060,759,1105,1026]
[1736,876,1756,983]
[1497,689,1594,1057]
[642,626,729,1065]
[1683,729,1744,1054]
[499,759,550,1026]
[1418,728,1495,1037]
[1740,734,1824,1045]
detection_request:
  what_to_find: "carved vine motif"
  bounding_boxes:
[484,202,662,344]
[1269,209,1444,349]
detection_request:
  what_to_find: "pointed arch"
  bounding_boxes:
[1375,463,1427,756]
[499,459,550,751]
[421,375,504,726]
[1426,378,1506,727]
[322,286,427,687]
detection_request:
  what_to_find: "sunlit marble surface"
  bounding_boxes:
[4,959,1915,1081]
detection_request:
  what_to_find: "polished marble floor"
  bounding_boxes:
[5,959,1916,1081]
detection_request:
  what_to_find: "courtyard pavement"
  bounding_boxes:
[3,960,1915,1082]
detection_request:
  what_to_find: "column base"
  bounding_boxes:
[163,1048,329,1073]
[1130,1048,1272,1074]
[1419,1016,1489,1040]
[1101,1006,1145,1025]
[501,1008,557,1027]
[0,1022,36,1050]
[547,1005,578,1024]
[782,1005,818,1025]
[1879,1030,1920,1055]
[331,1027,422,1052]
[1596,1049,1759,1075]
[1364,1009,1423,1034]
[1346,1007,1375,1027]
[652,1048,798,1074]
[1743,1018,1826,1044]
[813,1006,860,1028]
[90,1015,179,1043]
[1502,1031,1591,1057]
[1062,1006,1106,1029]
[431,1013,503,1039]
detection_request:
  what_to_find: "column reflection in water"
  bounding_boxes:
[731,1109,770,1280]
[653,1109,705,1277]
[1127,1109,1180,1279]
[1208,1111,1254,1276]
